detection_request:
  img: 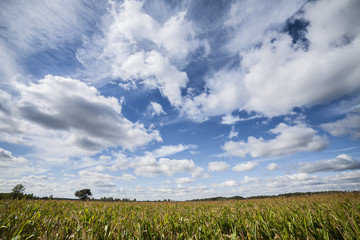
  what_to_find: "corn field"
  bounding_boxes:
[1,192,359,239]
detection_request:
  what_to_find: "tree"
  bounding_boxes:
[74,189,92,200]
[12,184,25,194]
[12,184,25,199]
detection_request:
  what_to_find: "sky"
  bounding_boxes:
[0,0,360,201]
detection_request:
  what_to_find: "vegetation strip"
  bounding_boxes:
[0,192,359,239]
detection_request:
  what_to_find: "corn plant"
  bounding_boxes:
[0,192,359,239]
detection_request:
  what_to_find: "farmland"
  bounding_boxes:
[0,192,359,239]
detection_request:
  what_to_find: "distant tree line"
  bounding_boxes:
[1,184,357,202]
[191,196,244,201]
[190,191,359,201]
[98,197,136,202]
[0,184,38,200]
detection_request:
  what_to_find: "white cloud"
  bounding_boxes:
[134,157,203,177]
[232,161,258,172]
[241,0,360,117]
[228,126,238,139]
[0,0,103,84]
[221,113,259,125]
[259,170,360,195]
[242,176,260,184]
[151,144,197,158]
[181,70,248,122]
[0,148,48,179]
[266,173,322,188]
[0,175,68,198]
[225,0,306,52]
[0,0,101,53]
[331,170,360,181]
[144,184,213,201]
[221,113,241,125]
[208,161,230,172]
[0,90,20,137]
[212,180,238,188]
[121,174,137,181]
[266,163,281,171]
[180,0,360,121]
[106,0,199,60]
[298,154,360,173]
[1,75,161,160]
[77,169,133,189]
[108,144,203,178]
[114,51,188,107]
[77,0,203,108]
[321,108,360,140]
[175,177,194,184]
[223,123,327,158]
[0,42,20,84]
[149,101,166,116]
[0,148,27,169]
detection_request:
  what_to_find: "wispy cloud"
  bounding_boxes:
[321,106,360,140]
[298,154,360,173]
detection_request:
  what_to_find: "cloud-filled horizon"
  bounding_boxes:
[0,0,359,200]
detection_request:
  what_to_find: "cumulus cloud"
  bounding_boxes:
[181,70,248,122]
[208,161,230,172]
[175,177,194,184]
[242,0,360,116]
[258,171,360,196]
[114,51,188,106]
[232,161,258,172]
[108,144,203,178]
[0,175,68,198]
[223,123,327,158]
[105,0,199,59]
[225,0,306,52]
[212,180,238,188]
[221,113,241,125]
[144,184,213,201]
[1,75,161,160]
[134,157,204,177]
[242,176,260,184]
[149,101,166,116]
[266,163,281,171]
[298,154,360,173]
[180,0,360,120]
[77,0,203,107]
[0,148,27,169]
[77,169,136,189]
[321,107,360,140]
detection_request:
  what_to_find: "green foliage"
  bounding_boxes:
[10,184,25,199]
[74,189,92,201]
[0,192,359,239]
[12,184,25,195]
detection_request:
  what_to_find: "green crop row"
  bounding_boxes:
[0,192,359,239]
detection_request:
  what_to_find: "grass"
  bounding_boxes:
[0,192,359,239]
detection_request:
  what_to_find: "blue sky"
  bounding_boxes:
[0,0,360,200]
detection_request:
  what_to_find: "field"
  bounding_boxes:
[1,192,359,239]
